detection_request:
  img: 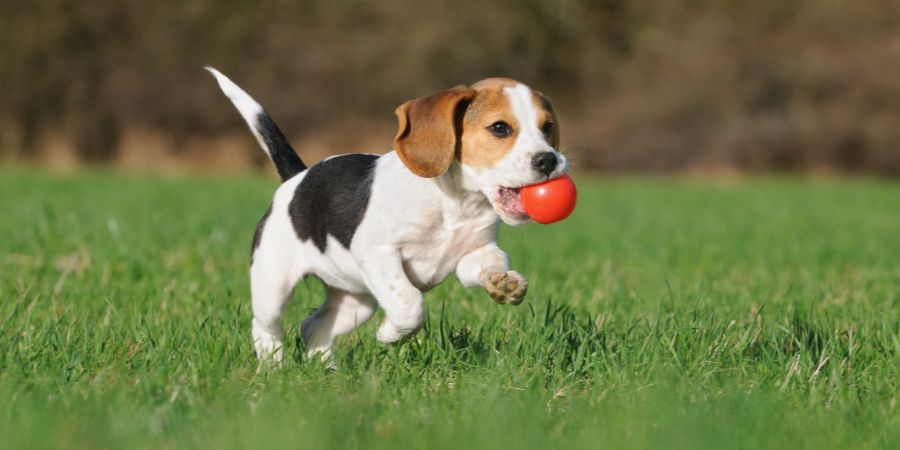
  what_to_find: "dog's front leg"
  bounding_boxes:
[456,243,528,305]
[360,253,425,344]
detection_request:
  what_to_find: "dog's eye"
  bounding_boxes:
[541,121,555,139]
[487,121,513,138]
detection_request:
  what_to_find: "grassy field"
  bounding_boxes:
[0,169,897,449]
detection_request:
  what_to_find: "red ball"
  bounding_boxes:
[520,174,577,224]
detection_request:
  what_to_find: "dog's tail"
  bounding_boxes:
[205,66,307,181]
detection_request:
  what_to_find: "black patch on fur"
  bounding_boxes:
[250,205,272,263]
[256,112,307,181]
[289,154,379,252]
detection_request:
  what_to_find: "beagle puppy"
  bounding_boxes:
[207,68,568,362]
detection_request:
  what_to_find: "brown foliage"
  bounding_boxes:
[1,0,898,174]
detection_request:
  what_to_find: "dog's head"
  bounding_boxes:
[394,78,568,225]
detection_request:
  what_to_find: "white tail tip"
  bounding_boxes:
[204,66,263,118]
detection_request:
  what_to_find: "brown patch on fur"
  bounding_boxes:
[533,91,560,149]
[394,78,559,175]
[458,82,519,171]
[470,77,518,90]
[394,86,475,177]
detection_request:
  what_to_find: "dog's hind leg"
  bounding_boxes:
[301,286,377,362]
[250,251,302,364]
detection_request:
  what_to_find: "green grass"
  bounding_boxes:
[1,169,897,449]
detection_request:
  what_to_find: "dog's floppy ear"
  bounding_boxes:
[394,86,476,178]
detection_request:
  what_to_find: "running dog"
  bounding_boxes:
[207,68,568,362]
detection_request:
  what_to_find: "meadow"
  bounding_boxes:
[0,169,897,449]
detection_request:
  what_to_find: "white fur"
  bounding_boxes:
[226,78,567,363]
[205,67,277,160]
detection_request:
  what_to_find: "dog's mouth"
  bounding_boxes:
[495,186,530,223]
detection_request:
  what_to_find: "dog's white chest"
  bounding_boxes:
[399,210,498,291]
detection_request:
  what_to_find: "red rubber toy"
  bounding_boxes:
[520,174,577,224]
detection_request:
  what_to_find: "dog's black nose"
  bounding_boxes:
[531,152,558,177]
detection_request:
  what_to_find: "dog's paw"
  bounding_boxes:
[480,270,528,305]
[253,324,285,368]
[376,318,422,344]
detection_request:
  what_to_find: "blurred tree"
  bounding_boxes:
[0,0,898,174]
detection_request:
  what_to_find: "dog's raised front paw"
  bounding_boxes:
[480,270,528,305]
